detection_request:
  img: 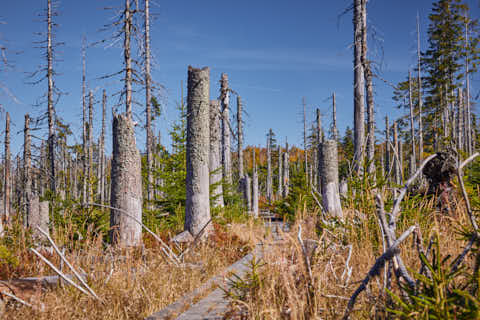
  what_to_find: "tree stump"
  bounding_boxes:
[321,140,343,218]
[110,113,143,247]
[185,66,212,238]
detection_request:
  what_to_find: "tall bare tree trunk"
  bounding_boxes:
[209,100,223,208]
[24,114,32,227]
[408,71,416,172]
[252,150,259,218]
[88,90,93,202]
[245,173,251,212]
[82,35,87,203]
[99,90,106,204]
[185,66,211,238]
[316,108,323,194]
[363,0,375,177]
[237,95,244,178]
[144,0,154,207]
[465,16,472,155]
[321,140,342,218]
[417,12,424,162]
[3,113,10,226]
[393,121,401,186]
[283,141,289,198]
[332,92,338,140]
[47,0,55,193]
[220,73,232,184]
[385,116,390,181]
[110,113,143,247]
[458,88,464,152]
[124,0,133,118]
[278,146,283,198]
[302,97,308,183]
[353,0,366,175]
[266,129,273,203]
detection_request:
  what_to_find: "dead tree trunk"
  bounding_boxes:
[465,18,472,155]
[237,95,244,178]
[185,66,211,238]
[209,100,224,208]
[278,146,283,198]
[266,129,273,203]
[110,113,143,247]
[4,112,10,225]
[393,121,401,186]
[332,92,338,140]
[29,197,50,240]
[47,0,56,193]
[321,140,343,218]
[245,173,251,212]
[24,114,32,227]
[385,116,390,181]
[363,1,375,177]
[283,141,289,198]
[417,12,424,162]
[99,89,106,204]
[252,150,259,218]
[316,108,323,194]
[353,0,366,175]
[124,0,133,118]
[220,73,232,184]
[457,88,464,152]
[302,97,308,184]
[144,0,154,208]
[88,90,93,202]
[82,36,87,203]
[408,71,416,172]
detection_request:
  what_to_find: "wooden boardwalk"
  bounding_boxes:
[146,217,288,320]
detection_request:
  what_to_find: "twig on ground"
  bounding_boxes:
[0,291,35,309]
[36,227,102,302]
[342,226,416,320]
[30,248,95,299]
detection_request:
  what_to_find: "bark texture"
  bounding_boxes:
[209,100,224,208]
[110,113,143,247]
[266,130,273,202]
[252,151,259,218]
[220,73,232,184]
[283,142,290,198]
[47,0,56,193]
[24,114,32,227]
[237,95,244,178]
[29,197,49,240]
[185,66,211,238]
[321,140,343,218]
[144,0,153,208]
[4,112,10,225]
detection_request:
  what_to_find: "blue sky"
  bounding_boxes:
[0,0,479,157]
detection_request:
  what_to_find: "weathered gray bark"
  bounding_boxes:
[393,121,401,185]
[144,0,153,208]
[81,35,87,203]
[277,146,283,198]
[283,142,289,198]
[47,0,55,193]
[457,88,464,151]
[302,97,308,184]
[332,93,338,140]
[408,71,416,172]
[4,112,10,225]
[353,0,366,175]
[465,18,472,155]
[124,0,133,118]
[209,100,224,208]
[316,108,323,194]
[363,0,375,177]
[24,114,32,227]
[385,116,390,181]
[266,130,273,203]
[220,73,232,184]
[252,150,259,218]
[339,178,348,198]
[321,140,343,218]
[110,113,143,247]
[185,66,211,238]
[88,90,93,202]
[237,95,244,178]
[99,89,106,204]
[417,12,424,162]
[245,174,251,212]
[29,197,49,240]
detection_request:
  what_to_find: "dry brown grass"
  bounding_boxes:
[1,219,264,320]
[225,195,476,319]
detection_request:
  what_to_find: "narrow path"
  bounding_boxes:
[146,214,288,320]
